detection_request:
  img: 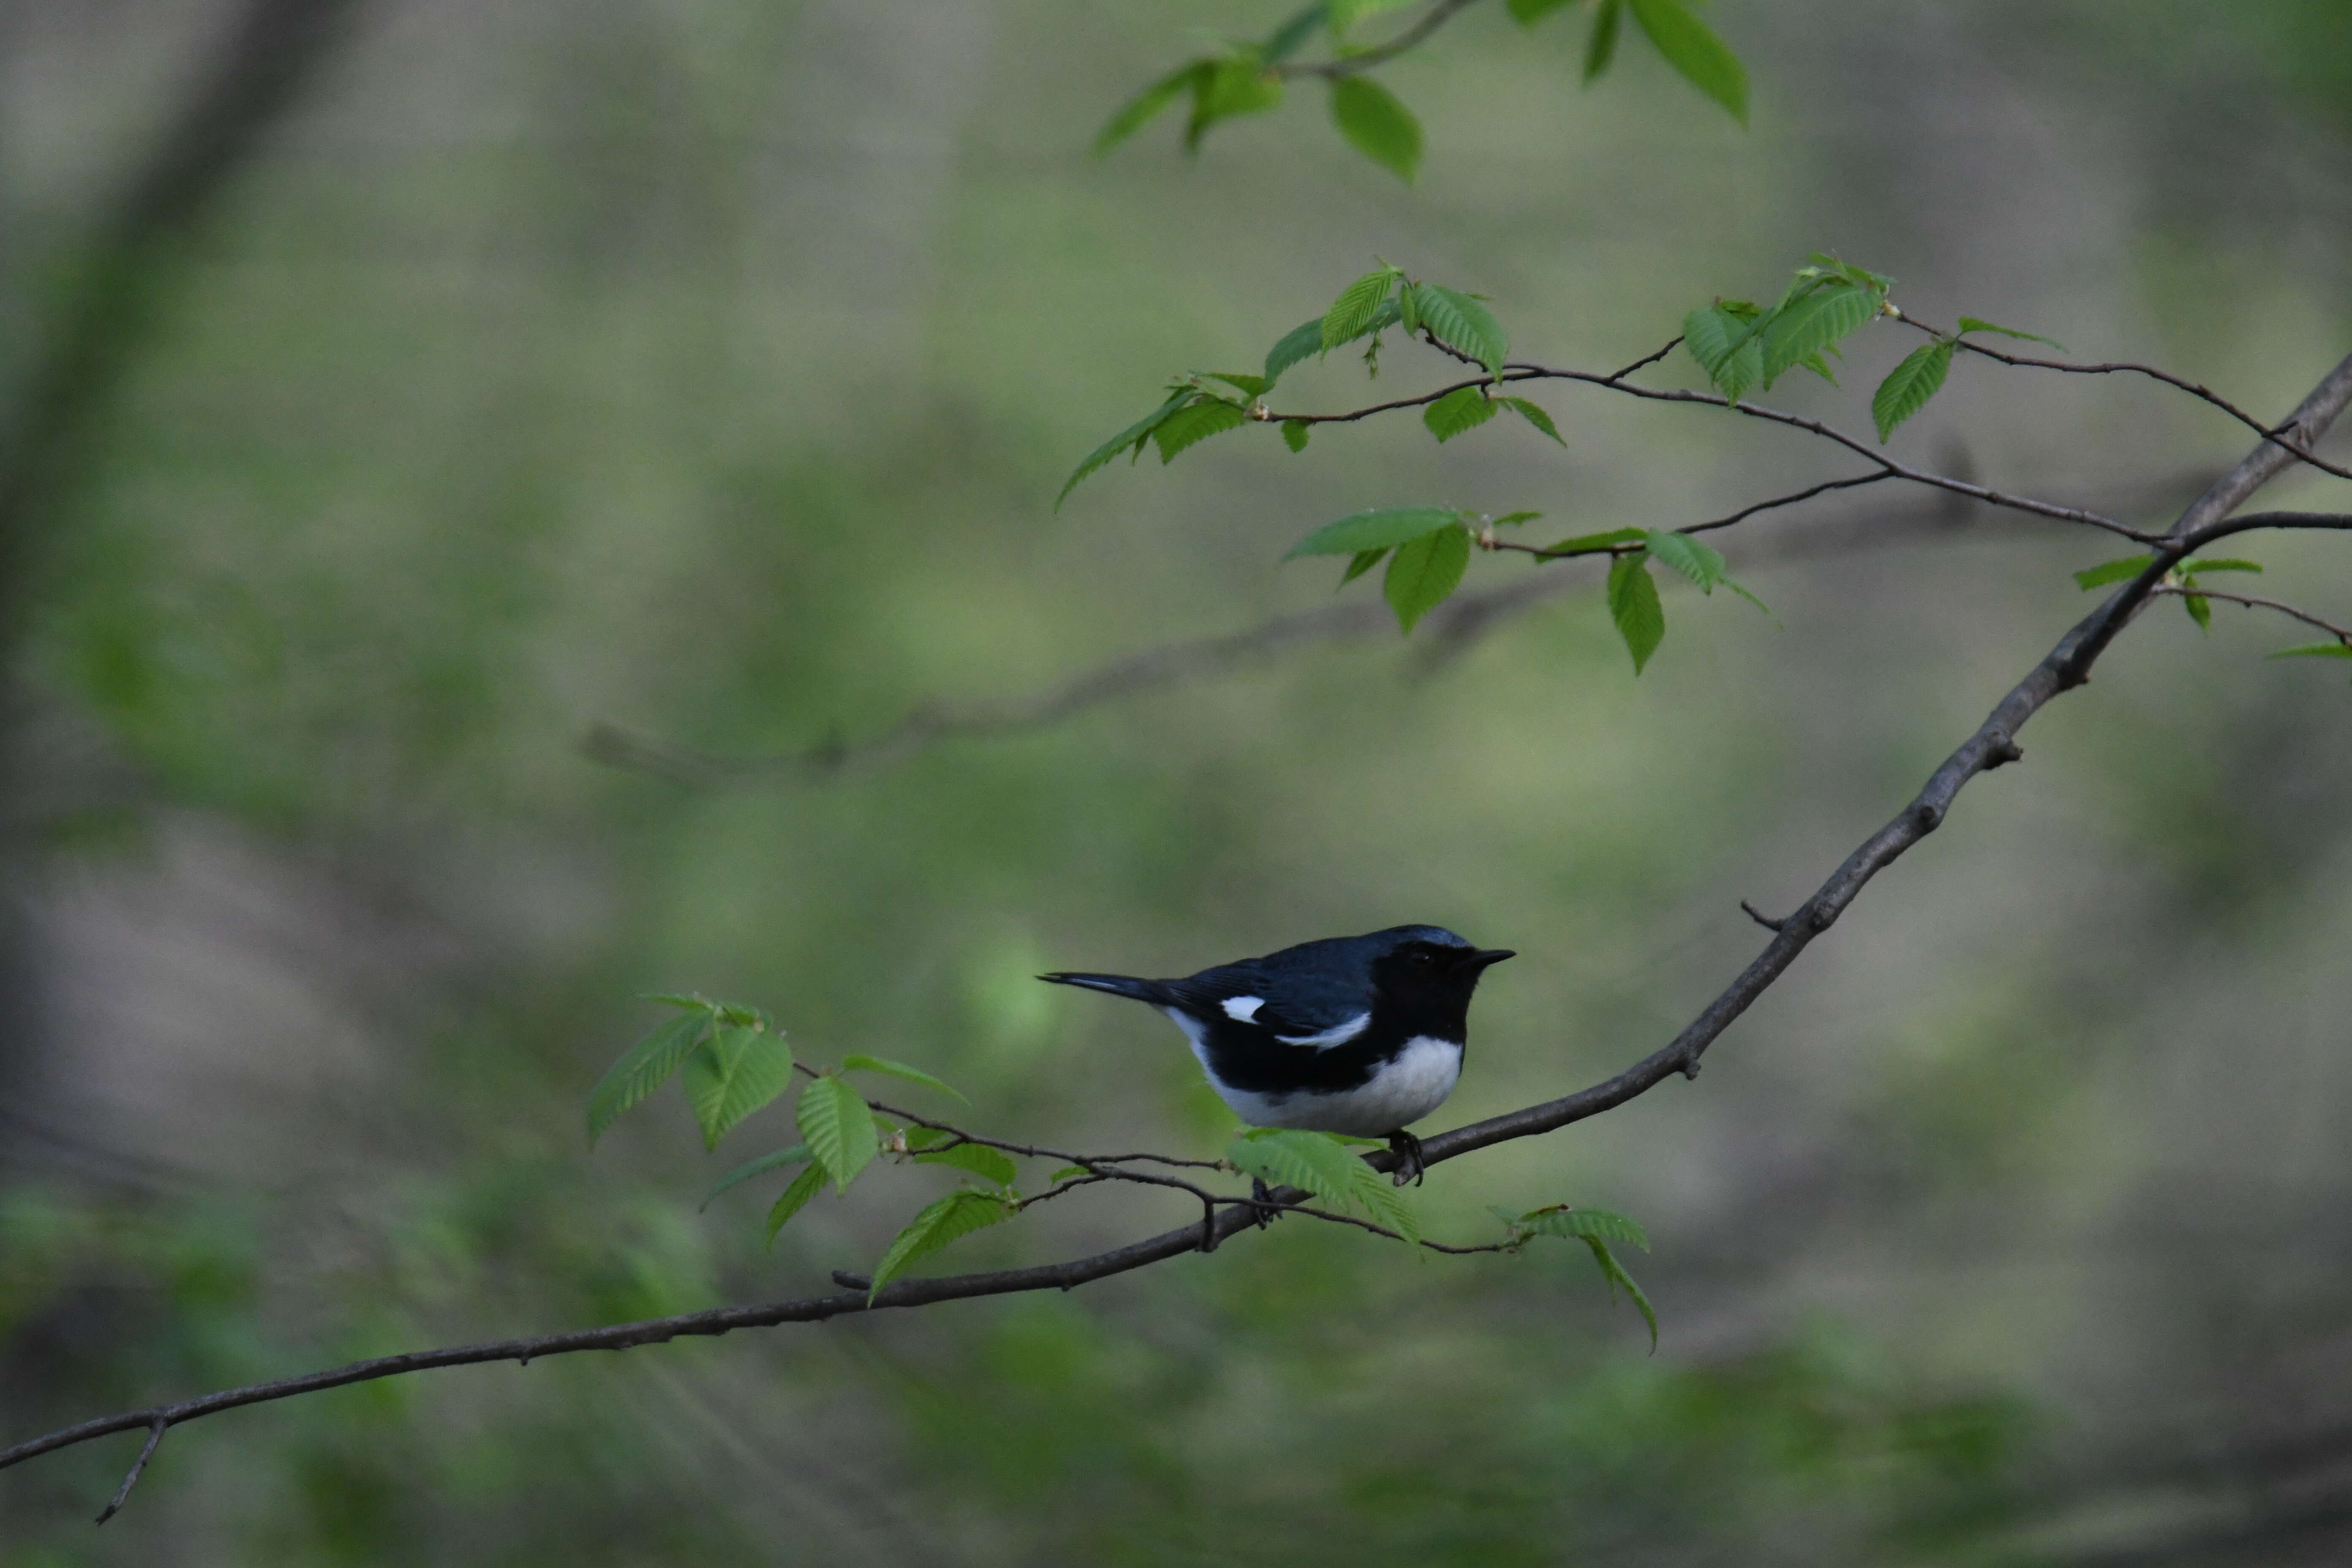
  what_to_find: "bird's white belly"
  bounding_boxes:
[1217,1036,1464,1137]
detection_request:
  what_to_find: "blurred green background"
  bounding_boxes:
[3,2,2351,1562]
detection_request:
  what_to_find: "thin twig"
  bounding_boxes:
[2151,585,2352,643]
[1893,310,2352,485]
[93,1418,166,1525]
[1274,0,1484,79]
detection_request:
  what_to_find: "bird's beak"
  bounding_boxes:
[1455,948,1516,972]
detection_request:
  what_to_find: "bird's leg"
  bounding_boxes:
[1387,1129,1426,1187]
[1249,1177,1278,1228]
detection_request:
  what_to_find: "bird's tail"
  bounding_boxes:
[1037,971,1173,1006]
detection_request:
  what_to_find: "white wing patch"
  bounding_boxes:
[1221,995,1265,1022]
[1275,1011,1371,1050]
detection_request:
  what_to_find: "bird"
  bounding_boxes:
[1040,926,1514,1187]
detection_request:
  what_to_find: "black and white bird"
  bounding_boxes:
[1040,926,1514,1180]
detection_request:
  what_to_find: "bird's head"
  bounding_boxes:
[1364,926,1514,1038]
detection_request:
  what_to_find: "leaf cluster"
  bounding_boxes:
[1496,1203,1658,1347]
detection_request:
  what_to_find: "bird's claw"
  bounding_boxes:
[1388,1130,1426,1187]
[1249,1177,1278,1228]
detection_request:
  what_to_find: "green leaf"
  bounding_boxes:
[1582,0,1622,78]
[1491,509,1543,527]
[1383,523,1473,634]
[1328,76,1422,182]
[1264,318,1327,384]
[1760,282,1878,388]
[1515,1203,1650,1250]
[2176,558,2262,577]
[682,1026,795,1152]
[1322,267,1404,352]
[869,1189,1018,1299]
[1047,1165,1092,1182]
[1497,397,1565,445]
[1263,3,1331,60]
[1412,283,1509,373]
[1326,0,1414,33]
[914,1143,1020,1187]
[796,1075,879,1195]
[1544,526,1647,555]
[1870,339,1954,442]
[1340,547,1389,585]
[1285,505,1462,558]
[841,1054,969,1104]
[1423,385,1499,443]
[1607,552,1665,673]
[1957,316,2066,351]
[1508,0,1580,20]
[1058,389,1194,509]
[1642,530,1726,592]
[2182,592,2211,632]
[1683,303,1763,403]
[1282,419,1311,453]
[702,1143,810,1211]
[764,1163,827,1244]
[902,1124,955,1151]
[1093,60,1212,154]
[1186,57,1284,150]
[587,1012,708,1146]
[1152,399,1250,463]
[2073,554,2153,591]
[1627,0,1746,122]
[1226,1129,1420,1247]
[1202,370,1270,398]
[2270,642,2352,660]
[638,991,714,1011]
[1583,1236,1658,1349]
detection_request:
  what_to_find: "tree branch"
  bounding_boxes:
[2151,585,2352,645]
[1273,0,1486,80]
[16,349,2348,1509]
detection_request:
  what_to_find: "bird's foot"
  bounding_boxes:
[1387,1130,1426,1188]
[1249,1177,1278,1228]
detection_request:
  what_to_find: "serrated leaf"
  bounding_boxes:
[2073,554,2153,591]
[1058,389,1194,509]
[1516,1203,1650,1250]
[1093,60,1212,154]
[1760,282,1878,388]
[1957,316,2066,351]
[841,1053,969,1104]
[1047,1165,1091,1182]
[1871,339,1953,442]
[797,1075,879,1195]
[1412,283,1509,373]
[1683,304,1763,403]
[587,1012,708,1146]
[1508,0,1579,20]
[1627,0,1746,122]
[1583,1236,1658,1349]
[1186,57,1284,150]
[1153,399,1249,463]
[711,1001,771,1029]
[682,1026,795,1152]
[914,1143,1020,1187]
[764,1163,827,1244]
[1329,76,1421,182]
[1341,547,1388,586]
[702,1143,810,1210]
[1323,267,1403,351]
[2176,558,2262,577]
[1282,419,1310,452]
[1226,1129,1420,1246]
[2183,592,2211,631]
[1643,530,1726,592]
[1495,397,1565,445]
[1264,318,1326,384]
[1607,552,1665,673]
[1544,526,1647,555]
[1202,370,1270,398]
[1384,523,1472,634]
[1423,385,1499,442]
[869,1189,1018,1299]
[1285,505,1462,558]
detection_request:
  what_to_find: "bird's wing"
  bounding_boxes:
[1162,962,1367,1041]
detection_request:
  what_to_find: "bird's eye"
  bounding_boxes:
[1410,949,1432,965]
